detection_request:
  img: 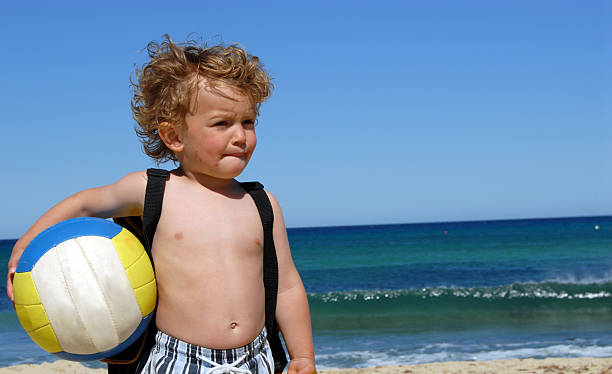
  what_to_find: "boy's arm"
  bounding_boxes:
[267,192,316,374]
[6,171,147,302]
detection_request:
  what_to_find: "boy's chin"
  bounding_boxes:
[219,160,250,178]
[182,161,248,180]
[205,167,248,181]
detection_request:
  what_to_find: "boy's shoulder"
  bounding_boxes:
[115,170,149,187]
[261,189,283,216]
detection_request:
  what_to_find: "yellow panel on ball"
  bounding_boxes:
[112,228,146,268]
[29,324,63,353]
[133,279,157,317]
[112,228,157,317]
[13,272,62,353]
[13,272,41,306]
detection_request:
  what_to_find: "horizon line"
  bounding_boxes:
[1,214,609,241]
[286,214,612,231]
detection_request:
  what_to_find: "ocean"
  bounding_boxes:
[1,216,611,369]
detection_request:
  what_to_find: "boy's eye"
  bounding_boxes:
[214,121,227,127]
[243,119,255,128]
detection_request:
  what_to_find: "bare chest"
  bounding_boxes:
[152,184,264,265]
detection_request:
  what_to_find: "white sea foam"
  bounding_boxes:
[542,271,612,285]
[469,344,612,362]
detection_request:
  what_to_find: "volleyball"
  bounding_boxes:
[13,217,156,361]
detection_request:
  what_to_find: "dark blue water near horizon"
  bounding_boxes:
[291,215,611,292]
[1,215,611,368]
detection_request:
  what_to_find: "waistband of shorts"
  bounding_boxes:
[154,327,268,364]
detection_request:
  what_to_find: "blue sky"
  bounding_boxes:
[1,1,610,238]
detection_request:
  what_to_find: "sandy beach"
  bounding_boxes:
[0,358,611,374]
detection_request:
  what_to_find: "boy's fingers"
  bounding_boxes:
[6,267,15,303]
[295,366,316,374]
[296,367,316,374]
[288,359,316,374]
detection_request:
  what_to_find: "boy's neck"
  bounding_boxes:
[174,166,242,195]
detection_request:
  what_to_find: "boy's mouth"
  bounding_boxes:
[226,152,247,159]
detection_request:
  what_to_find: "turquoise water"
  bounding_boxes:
[1,216,611,368]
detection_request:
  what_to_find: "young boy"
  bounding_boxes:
[6,35,316,374]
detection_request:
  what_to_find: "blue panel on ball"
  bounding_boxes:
[17,217,123,272]
[52,313,154,362]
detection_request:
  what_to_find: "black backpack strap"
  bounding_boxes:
[241,182,278,334]
[240,182,288,373]
[142,168,170,256]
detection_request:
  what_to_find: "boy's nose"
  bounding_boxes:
[232,124,247,145]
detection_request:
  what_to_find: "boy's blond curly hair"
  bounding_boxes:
[132,35,273,163]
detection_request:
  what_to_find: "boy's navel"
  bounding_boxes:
[230,322,238,329]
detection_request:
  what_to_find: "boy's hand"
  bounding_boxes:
[7,242,23,305]
[6,266,16,306]
[287,358,316,374]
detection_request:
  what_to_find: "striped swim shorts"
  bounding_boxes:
[138,328,275,374]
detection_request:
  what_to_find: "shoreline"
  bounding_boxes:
[0,358,611,374]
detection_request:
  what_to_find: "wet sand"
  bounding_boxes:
[1,357,611,373]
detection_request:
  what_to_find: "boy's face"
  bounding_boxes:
[175,82,257,180]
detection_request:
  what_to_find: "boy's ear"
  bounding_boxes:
[158,122,184,152]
